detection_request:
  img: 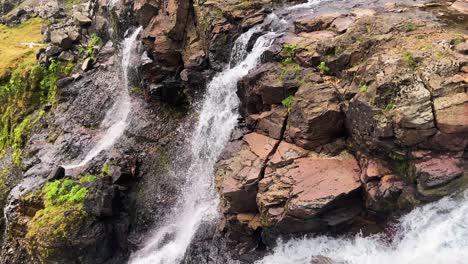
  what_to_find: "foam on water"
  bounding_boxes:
[257,191,468,264]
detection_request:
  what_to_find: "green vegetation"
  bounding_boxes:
[384,100,396,111]
[101,162,112,176]
[317,61,330,74]
[281,95,294,112]
[450,35,464,45]
[405,20,417,32]
[0,60,73,165]
[78,33,102,59]
[26,177,93,257]
[359,84,368,93]
[0,18,46,79]
[402,51,416,70]
[0,18,74,165]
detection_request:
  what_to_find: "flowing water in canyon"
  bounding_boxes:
[129,15,283,264]
[64,27,141,170]
[258,191,468,264]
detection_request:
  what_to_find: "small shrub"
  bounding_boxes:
[317,61,330,74]
[281,95,294,112]
[384,100,396,111]
[402,51,416,70]
[79,33,102,59]
[359,84,368,93]
[450,36,464,45]
[283,43,297,58]
[405,20,417,32]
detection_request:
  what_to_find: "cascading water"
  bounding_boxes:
[257,191,468,264]
[129,15,283,264]
[64,27,142,170]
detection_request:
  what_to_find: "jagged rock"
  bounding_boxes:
[84,177,117,217]
[360,158,392,183]
[73,12,92,27]
[216,132,278,214]
[238,62,297,116]
[450,0,468,14]
[56,76,75,88]
[245,105,288,140]
[286,82,344,150]
[46,166,65,181]
[294,13,344,33]
[81,57,93,71]
[364,175,405,212]
[57,51,76,62]
[331,16,355,33]
[257,152,361,238]
[433,93,468,134]
[413,155,463,190]
[50,28,72,50]
[45,44,63,58]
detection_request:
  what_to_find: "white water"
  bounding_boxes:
[64,27,142,170]
[129,15,282,264]
[258,191,468,264]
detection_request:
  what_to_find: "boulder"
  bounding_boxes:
[73,12,92,27]
[257,152,362,236]
[238,62,296,116]
[50,29,72,49]
[364,175,404,212]
[413,155,463,189]
[433,93,468,134]
[286,83,345,150]
[215,133,278,214]
[450,0,468,14]
[245,105,288,140]
[330,16,355,33]
[294,13,344,33]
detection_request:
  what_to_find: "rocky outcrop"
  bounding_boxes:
[214,1,468,256]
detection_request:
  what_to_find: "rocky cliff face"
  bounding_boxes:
[213,1,468,257]
[0,0,466,263]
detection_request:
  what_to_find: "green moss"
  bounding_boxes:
[281,95,294,112]
[0,60,73,164]
[317,61,330,74]
[79,174,97,183]
[26,178,91,258]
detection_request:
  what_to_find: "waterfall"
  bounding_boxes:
[257,191,468,264]
[64,27,142,170]
[129,15,281,264]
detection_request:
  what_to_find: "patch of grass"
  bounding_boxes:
[317,61,330,74]
[0,18,46,79]
[281,95,294,112]
[402,51,416,70]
